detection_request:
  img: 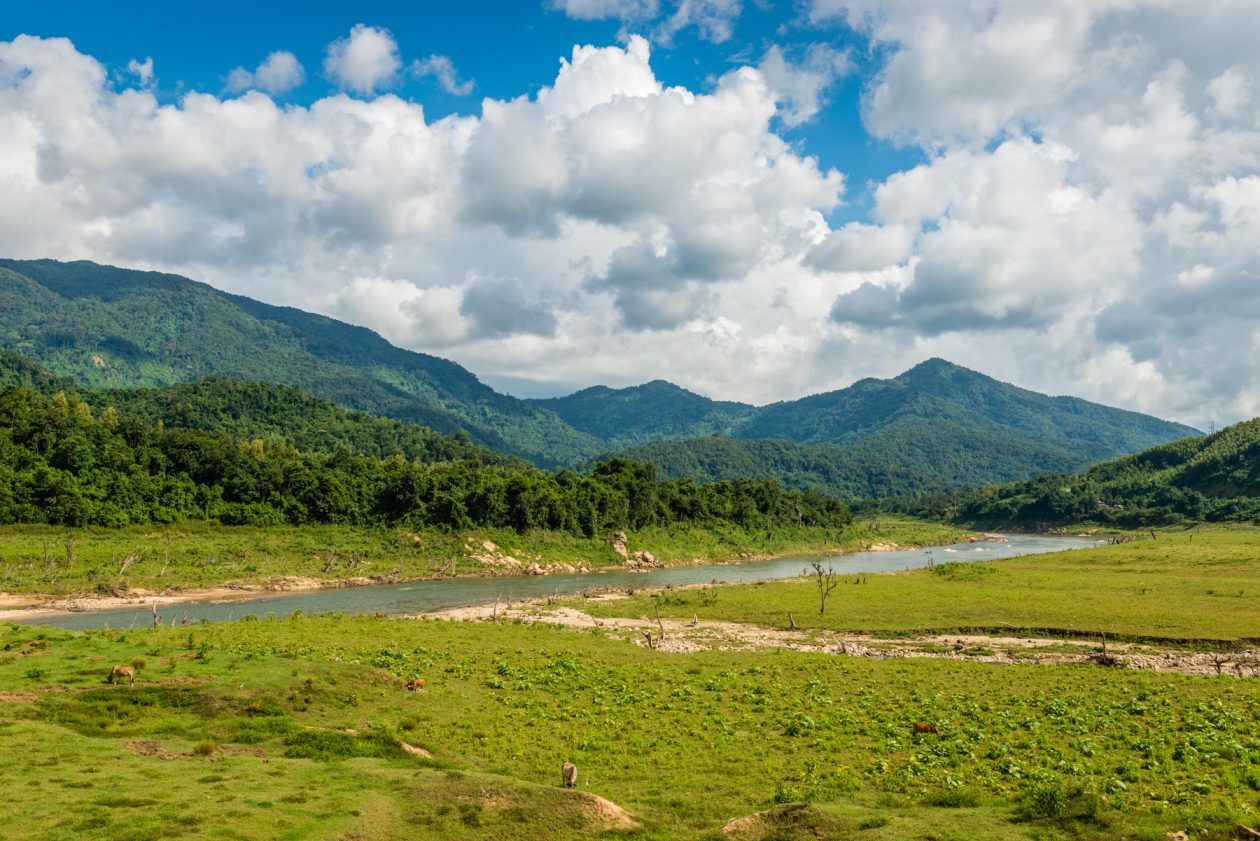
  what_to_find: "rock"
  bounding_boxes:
[610,531,629,558]
[481,540,498,552]
[622,550,662,571]
[525,563,546,576]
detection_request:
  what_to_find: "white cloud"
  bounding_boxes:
[6,11,1260,429]
[226,50,305,95]
[126,57,154,87]
[411,54,474,96]
[758,44,851,127]
[324,24,401,94]
[547,0,659,21]
[656,0,742,44]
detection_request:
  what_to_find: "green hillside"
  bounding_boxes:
[530,379,754,449]
[0,259,600,466]
[0,380,851,533]
[615,414,1089,501]
[892,418,1260,527]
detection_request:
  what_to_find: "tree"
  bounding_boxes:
[810,559,840,615]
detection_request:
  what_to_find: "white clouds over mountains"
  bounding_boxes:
[2,3,1260,429]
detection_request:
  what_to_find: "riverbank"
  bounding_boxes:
[0,518,972,620]
[432,599,1260,678]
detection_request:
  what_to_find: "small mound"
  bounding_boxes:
[574,792,638,829]
[721,803,840,839]
[398,740,433,758]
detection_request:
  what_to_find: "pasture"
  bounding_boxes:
[0,607,1258,839]
[584,526,1260,643]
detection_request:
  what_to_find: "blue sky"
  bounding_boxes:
[2,2,1259,428]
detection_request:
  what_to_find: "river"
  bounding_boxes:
[21,533,1098,631]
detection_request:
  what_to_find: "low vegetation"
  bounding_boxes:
[2,608,1259,840]
[0,517,963,597]
[584,526,1260,643]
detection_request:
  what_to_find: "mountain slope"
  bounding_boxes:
[530,380,754,449]
[0,259,600,466]
[904,418,1260,527]
[0,352,522,467]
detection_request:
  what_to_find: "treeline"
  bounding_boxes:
[874,418,1260,528]
[0,386,851,534]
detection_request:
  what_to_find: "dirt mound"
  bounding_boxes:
[722,804,839,838]
[574,792,638,829]
[398,740,433,758]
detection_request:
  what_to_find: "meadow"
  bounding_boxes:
[1,605,1259,839]
[0,517,966,598]
[583,526,1260,643]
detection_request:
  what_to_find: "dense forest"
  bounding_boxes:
[878,418,1260,528]
[0,384,852,534]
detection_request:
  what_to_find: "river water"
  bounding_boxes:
[23,534,1098,631]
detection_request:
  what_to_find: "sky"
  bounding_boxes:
[2,1,1258,430]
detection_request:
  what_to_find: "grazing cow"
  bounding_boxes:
[912,721,939,735]
[108,664,136,686]
[561,762,577,788]
[406,678,426,691]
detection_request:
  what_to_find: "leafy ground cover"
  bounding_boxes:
[1,608,1258,839]
[0,517,966,597]
[583,526,1260,643]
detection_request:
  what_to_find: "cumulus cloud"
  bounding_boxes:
[5,8,1260,428]
[126,57,153,87]
[758,44,851,127]
[411,54,474,95]
[324,24,401,94]
[809,0,1260,426]
[226,50,305,95]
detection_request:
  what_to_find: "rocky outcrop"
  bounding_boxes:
[622,550,662,571]
[610,531,629,558]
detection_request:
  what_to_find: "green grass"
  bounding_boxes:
[0,517,968,597]
[583,525,1260,643]
[1,610,1259,839]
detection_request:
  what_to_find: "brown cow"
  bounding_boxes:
[561,761,577,788]
[405,678,426,691]
[912,721,939,735]
[108,664,136,686]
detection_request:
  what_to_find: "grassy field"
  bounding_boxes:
[0,518,968,597]
[2,613,1259,840]
[583,526,1260,643]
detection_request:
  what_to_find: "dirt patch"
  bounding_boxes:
[0,692,38,703]
[573,792,637,829]
[126,740,187,761]
[398,740,433,758]
[430,602,1260,677]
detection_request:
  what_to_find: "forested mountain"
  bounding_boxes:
[885,417,1260,527]
[0,258,1197,497]
[531,380,754,449]
[616,416,1094,501]
[0,259,600,466]
[0,383,851,533]
[0,352,521,468]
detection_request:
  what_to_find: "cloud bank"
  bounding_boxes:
[2,4,1259,429]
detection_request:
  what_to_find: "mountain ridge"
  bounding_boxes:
[0,258,1198,496]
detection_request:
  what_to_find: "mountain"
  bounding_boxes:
[530,380,754,449]
[0,258,1197,497]
[0,259,600,466]
[539,359,1197,495]
[900,417,1260,527]
[0,352,522,468]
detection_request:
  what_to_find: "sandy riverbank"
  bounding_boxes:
[428,598,1260,678]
